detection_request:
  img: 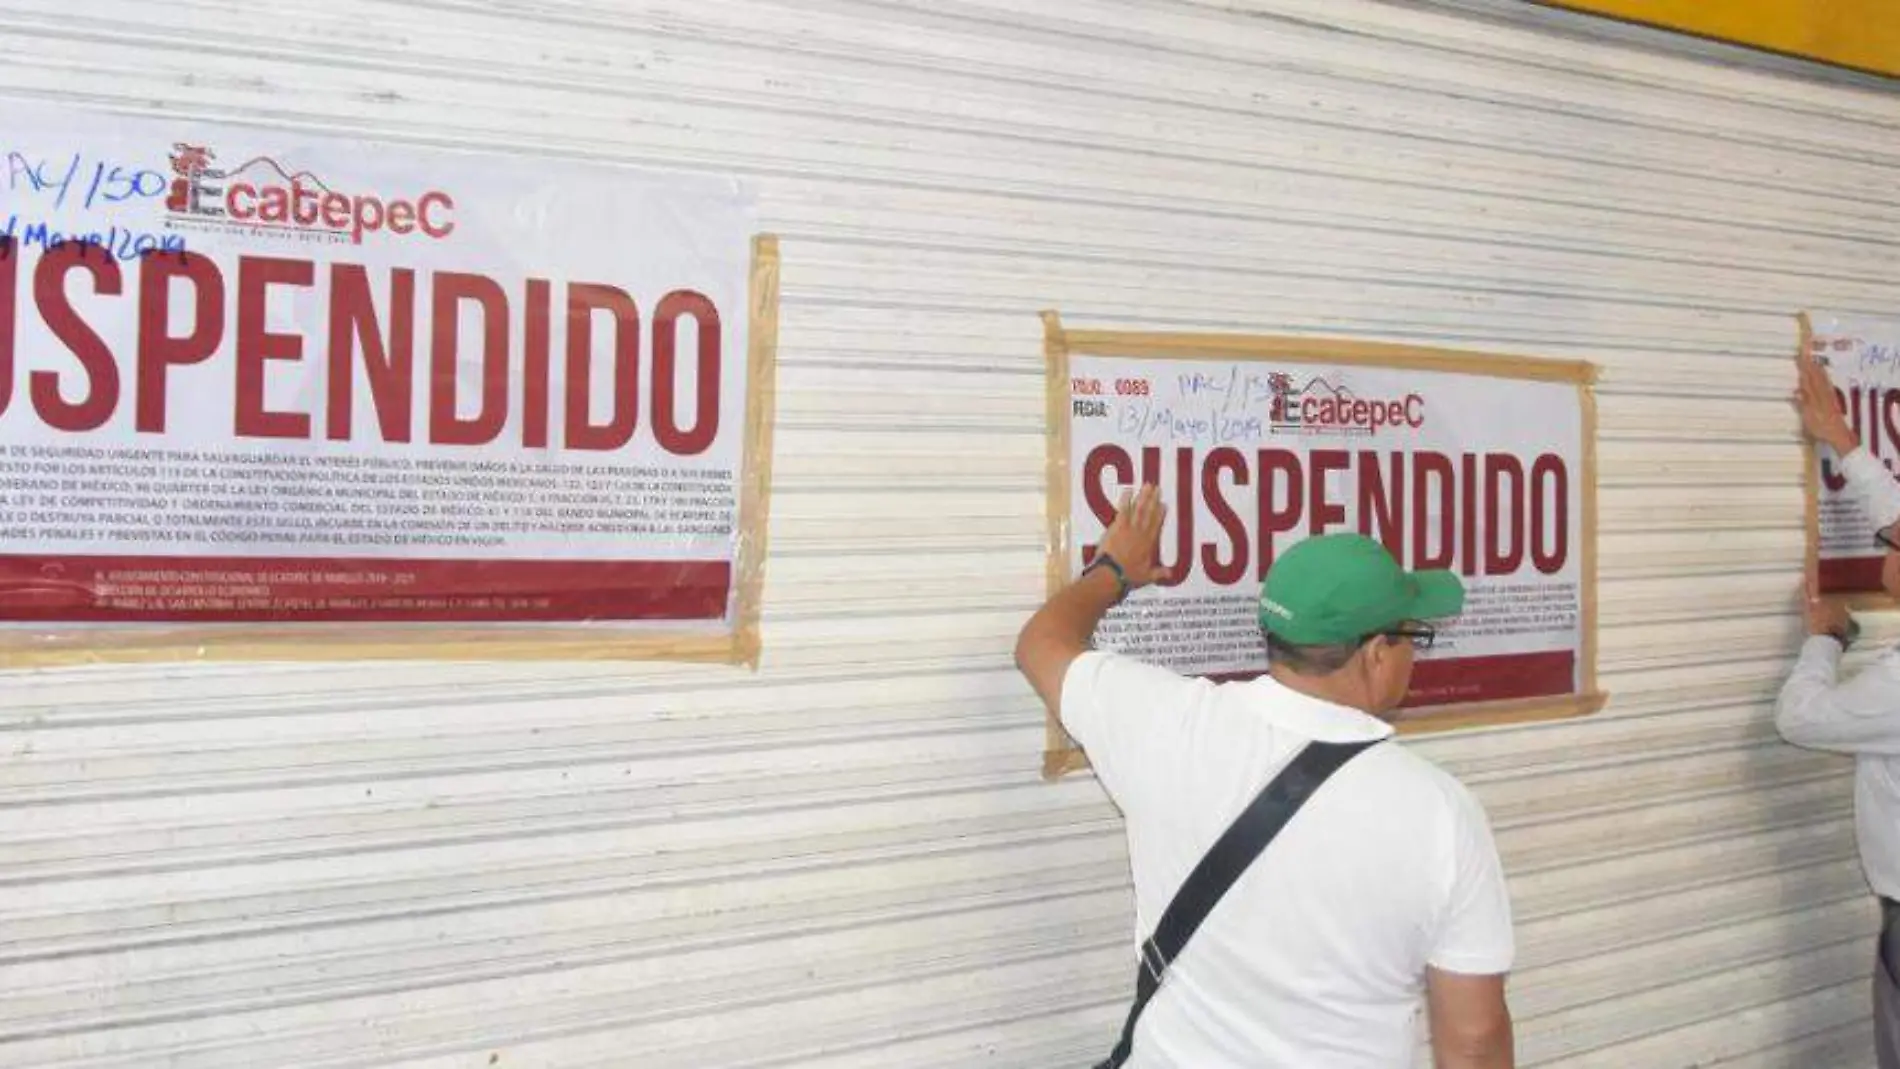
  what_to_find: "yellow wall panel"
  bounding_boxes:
[1541,0,1900,78]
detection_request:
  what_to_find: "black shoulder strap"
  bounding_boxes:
[1095,739,1380,1069]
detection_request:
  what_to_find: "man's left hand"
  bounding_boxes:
[1096,484,1174,589]
[1795,348,1858,455]
[1806,575,1853,641]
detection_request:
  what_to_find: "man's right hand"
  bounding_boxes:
[1795,346,1858,455]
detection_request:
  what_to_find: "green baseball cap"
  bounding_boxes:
[1258,533,1464,645]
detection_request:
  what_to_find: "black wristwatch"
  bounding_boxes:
[1082,553,1131,604]
[1827,617,1862,651]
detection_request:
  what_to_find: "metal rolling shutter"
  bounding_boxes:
[1,0,1895,1065]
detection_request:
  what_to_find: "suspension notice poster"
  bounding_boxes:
[0,102,778,665]
[1042,314,1602,775]
[1803,311,1900,600]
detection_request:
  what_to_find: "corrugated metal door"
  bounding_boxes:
[1,0,1895,1065]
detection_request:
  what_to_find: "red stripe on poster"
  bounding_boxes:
[0,556,731,623]
[1209,650,1576,708]
[1404,651,1576,708]
[1820,555,1882,595]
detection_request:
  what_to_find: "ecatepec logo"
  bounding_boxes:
[1267,372,1424,436]
[166,143,455,245]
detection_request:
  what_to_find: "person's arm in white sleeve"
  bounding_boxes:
[1014,485,1171,715]
[1782,350,1900,754]
[1017,486,1205,799]
[1059,648,1209,798]
[1425,787,1516,1069]
[1776,588,1900,755]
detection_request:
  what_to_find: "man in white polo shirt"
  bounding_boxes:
[1782,349,1900,1068]
[1015,485,1515,1068]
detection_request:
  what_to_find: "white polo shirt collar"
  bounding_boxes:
[1242,676,1396,743]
